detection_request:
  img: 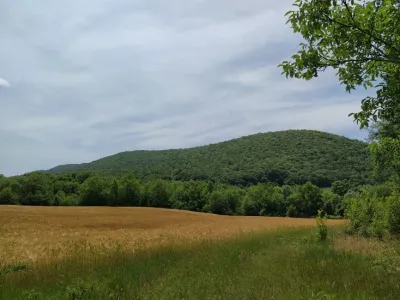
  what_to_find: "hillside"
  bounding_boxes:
[48,130,371,187]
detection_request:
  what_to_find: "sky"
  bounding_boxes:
[0,0,369,176]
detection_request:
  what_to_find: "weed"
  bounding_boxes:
[65,279,101,300]
[0,263,28,276]
[316,210,328,241]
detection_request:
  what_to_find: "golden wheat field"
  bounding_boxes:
[0,206,345,265]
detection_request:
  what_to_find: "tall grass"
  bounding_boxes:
[1,228,400,299]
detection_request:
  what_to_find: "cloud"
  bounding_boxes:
[0,78,10,87]
[0,0,368,176]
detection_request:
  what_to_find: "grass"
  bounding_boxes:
[0,206,344,266]
[1,206,399,299]
[1,227,400,299]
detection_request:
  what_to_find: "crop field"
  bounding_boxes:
[0,206,344,265]
[2,206,400,299]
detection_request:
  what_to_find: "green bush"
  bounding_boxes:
[61,194,79,206]
[316,210,328,241]
[345,185,400,239]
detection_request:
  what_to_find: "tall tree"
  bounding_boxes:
[280,0,400,127]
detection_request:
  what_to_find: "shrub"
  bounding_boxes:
[345,185,400,239]
[316,210,328,241]
[61,194,79,206]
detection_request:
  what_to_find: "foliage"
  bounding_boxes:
[280,0,400,128]
[0,187,19,205]
[331,179,354,196]
[142,180,171,208]
[321,189,345,216]
[369,136,400,185]
[47,130,371,187]
[316,210,328,241]
[0,172,345,218]
[345,184,400,238]
[79,176,110,206]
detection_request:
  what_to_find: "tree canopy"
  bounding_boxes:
[0,171,348,218]
[47,130,371,187]
[279,0,400,127]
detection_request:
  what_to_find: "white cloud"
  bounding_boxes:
[0,0,367,176]
[0,78,10,87]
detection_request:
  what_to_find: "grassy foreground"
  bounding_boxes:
[1,227,400,300]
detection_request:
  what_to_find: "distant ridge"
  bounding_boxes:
[47,130,370,187]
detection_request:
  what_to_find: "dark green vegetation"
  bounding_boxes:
[0,171,347,218]
[47,130,371,187]
[345,183,400,239]
[1,228,400,300]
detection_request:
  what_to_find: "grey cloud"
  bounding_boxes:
[0,0,364,176]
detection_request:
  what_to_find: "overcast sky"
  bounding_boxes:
[0,0,368,176]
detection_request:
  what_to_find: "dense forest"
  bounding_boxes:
[47,130,371,187]
[0,171,353,218]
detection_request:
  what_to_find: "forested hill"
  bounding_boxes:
[47,130,370,187]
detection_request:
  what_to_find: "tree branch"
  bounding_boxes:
[341,0,400,56]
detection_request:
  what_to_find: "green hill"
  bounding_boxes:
[48,130,371,187]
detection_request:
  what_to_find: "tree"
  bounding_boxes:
[79,175,110,206]
[0,187,19,204]
[369,137,400,186]
[119,176,141,206]
[288,182,323,217]
[143,180,170,208]
[332,179,353,196]
[108,179,120,206]
[321,189,344,216]
[280,0,400,127]
[367,114,400,185]
[207,188,240,215]
[19,172,54,205]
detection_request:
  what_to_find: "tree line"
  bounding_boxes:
[0,171,354,218]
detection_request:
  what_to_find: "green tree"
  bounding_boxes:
[119,176,141,206]
[321,189,343,216]
[280,0,400,127]
[240,185,265,216]
[143,180,170,208]
[19,172,54,205]
[169,184,188,210]
[288,182,323,217]
[0,187,19,204]
[108,179,120,206]
[332,179,353,196]
[369,137,400,186]
[79,175,110,206]
[207,191,227,214]
[206,189,240,215]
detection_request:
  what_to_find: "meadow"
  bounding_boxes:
[1,206,400,299]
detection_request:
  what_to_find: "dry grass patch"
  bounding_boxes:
[334,234,400,275]
[0,206,345,266]
[334,235,382,255]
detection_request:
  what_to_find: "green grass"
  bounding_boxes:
[1,228,400,299]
